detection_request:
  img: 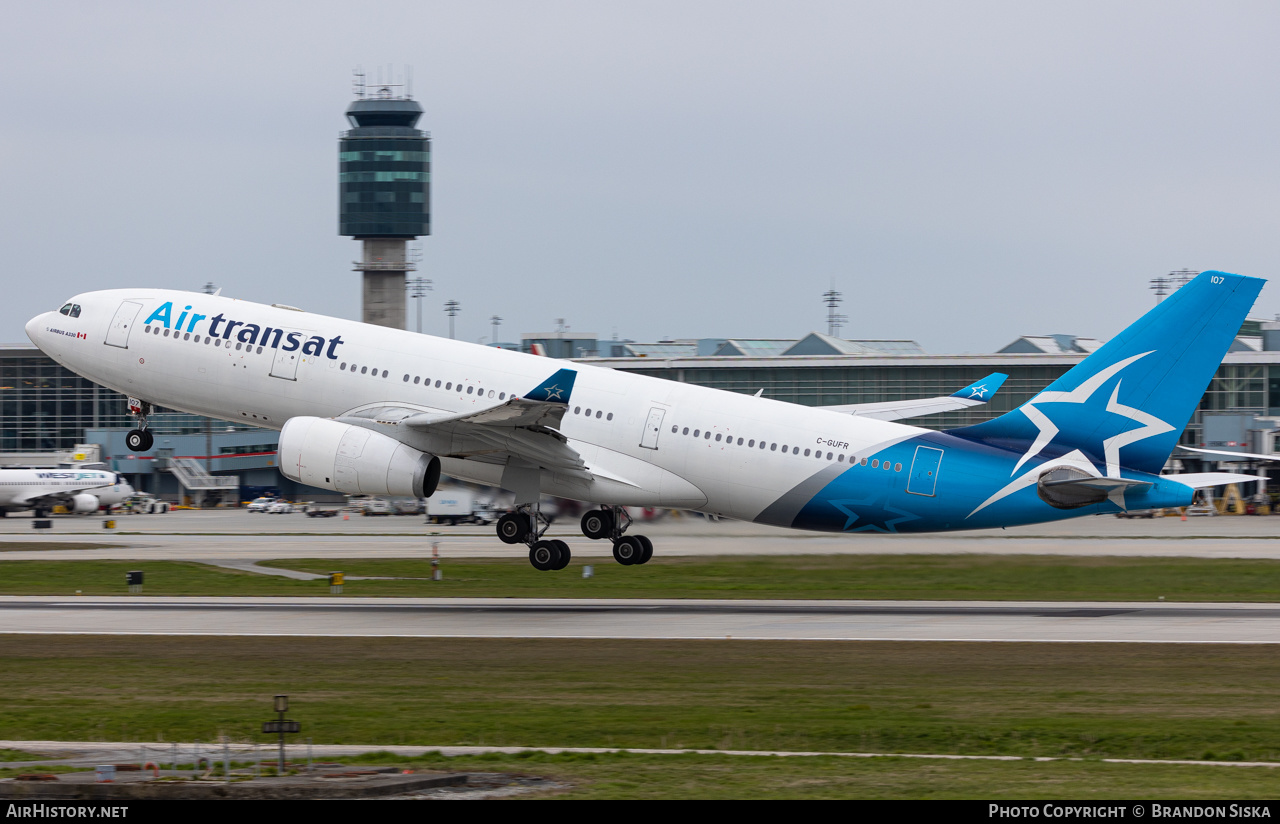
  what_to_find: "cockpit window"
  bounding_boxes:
[59,303,72,316]
[70,304,81,318]
[58,303,81,318]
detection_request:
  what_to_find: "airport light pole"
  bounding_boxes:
[444,300,460,340]
[490,315,503,347]
[408,276,432,333]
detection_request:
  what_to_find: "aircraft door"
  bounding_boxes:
[639,407,666,450]
[104,301,143,349]
[269,331,304,381]
[906,446,943,496]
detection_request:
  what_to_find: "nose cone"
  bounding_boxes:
[25,313,44,347]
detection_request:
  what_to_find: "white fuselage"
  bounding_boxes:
[0,468,127,513]
[27,289,927,522]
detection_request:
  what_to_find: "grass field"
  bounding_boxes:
[0,636,1278,764]
[346,750,1280,800]
[2,554,1280,600]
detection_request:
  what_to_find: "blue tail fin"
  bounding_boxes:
[950,271,1264,475]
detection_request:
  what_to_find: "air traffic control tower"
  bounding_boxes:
[339,82,430,329]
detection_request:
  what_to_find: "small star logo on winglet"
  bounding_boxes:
[967,385,989,399]
[542,384,564,401]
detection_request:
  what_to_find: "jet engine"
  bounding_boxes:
[69,493,99,513]
[278,416,441,498]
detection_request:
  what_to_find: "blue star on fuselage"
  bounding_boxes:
[830,493,920,533]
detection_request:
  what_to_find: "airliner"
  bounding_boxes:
[26,271,1262,570]
[0,467,133,518]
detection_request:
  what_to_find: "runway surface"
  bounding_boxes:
[0,596,1275,643]
[2,508,1280,561]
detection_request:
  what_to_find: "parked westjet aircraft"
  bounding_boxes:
[26,271,1262,570]
[0,467,133,517]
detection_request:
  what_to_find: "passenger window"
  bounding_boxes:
[770,443,777,451]
[894,463,902,472]
[693,429,700,437]
[361,367,368,374]
[467,386,474,394]
[574,407,581,414]
[382,370,388,378]
[683,427,690,435]
[596,410,602,419]
[748,439,755,447]
[872,459,879,468]
[404,374,410,382]
[671,425,678,433]
[413,376,420,384]
[606,412,612,420]
[715,434,722,442]
[804,448,810,456]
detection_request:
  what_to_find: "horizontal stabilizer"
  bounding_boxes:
[820,372,1008,421]
[1041,475,1152,491]
[1178,446,1280,462]
[1164,472,1268,489]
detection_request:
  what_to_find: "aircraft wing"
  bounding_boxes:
[398,368,588,477]
[819,373,1008,421]
[1178,446,1280,462]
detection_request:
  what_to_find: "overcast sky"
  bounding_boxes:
[2,1,1278,352]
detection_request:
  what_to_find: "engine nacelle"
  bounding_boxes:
[69,493,99,514]
[278,416,441,498]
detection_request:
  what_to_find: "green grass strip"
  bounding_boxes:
[1,554,1279,600]
[0,636,1278,766]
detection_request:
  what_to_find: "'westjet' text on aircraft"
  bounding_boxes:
[26,272,1263,570]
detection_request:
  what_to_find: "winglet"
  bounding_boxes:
[524,368,577,404]
[951,373,1007,401]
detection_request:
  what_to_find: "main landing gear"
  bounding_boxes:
[581,506,653,566]
[497,504,571,572]
[125,398,154,452]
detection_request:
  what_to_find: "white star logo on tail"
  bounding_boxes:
[969,350,1174,517]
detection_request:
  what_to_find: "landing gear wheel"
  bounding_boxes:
[529,540,562,571]
[580,509,614,540]
[634,534,653,565]
[497,512,530,544]
[549,539,571,571]
[613,535,644,566]
[125,429,153,452]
